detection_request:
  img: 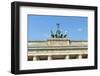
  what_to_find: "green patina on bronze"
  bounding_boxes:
[51,24,67,38]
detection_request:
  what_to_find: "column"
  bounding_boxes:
[65,55,69,59]
[78,54,82,59]
[48,55,52,60]
[33,56,37,61]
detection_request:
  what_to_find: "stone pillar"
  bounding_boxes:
[78,54,82,59]
[48,55,52,60]
[65,55,69,59]
[33,56,37,61]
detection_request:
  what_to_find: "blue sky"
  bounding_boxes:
[28,15,88,41]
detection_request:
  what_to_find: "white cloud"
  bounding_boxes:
[43,33,49,38]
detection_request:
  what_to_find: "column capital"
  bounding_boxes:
[33,56,37,61]
[65,55,69,59]
[48,55,52,60]
[78,54,82,59]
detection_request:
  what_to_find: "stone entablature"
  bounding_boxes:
[28,40,87,47]
[28,46,87,50]
[28,50,87,56]
[28,39,88,61]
